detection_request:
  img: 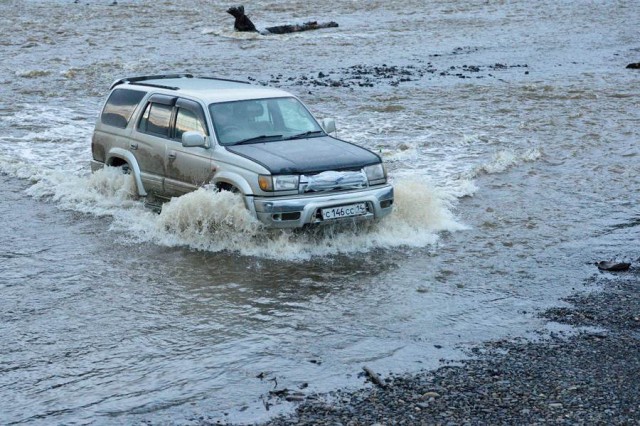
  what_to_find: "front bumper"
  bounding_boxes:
[252,184,394,228]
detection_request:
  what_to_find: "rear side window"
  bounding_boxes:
[101,89,145,128]
[138,102,173,137]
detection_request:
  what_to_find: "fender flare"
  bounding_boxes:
[106,148,147,196]
[212,171,254,196]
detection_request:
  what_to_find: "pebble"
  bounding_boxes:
[253,265,640,426]
[421,392,441,399]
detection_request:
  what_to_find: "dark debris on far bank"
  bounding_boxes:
[247,47,529,89]
[255,63,529,89]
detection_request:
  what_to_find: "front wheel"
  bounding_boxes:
[216,182,240,194]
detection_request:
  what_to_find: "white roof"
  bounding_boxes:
[122,75,293,104]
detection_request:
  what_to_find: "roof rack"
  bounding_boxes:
[131,82,181,91]
[109,73,193,90]
[199,76,251,85]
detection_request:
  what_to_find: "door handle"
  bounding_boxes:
[168,151,177,160]
[130,143,138,150]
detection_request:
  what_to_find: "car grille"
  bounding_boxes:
[300,170,367,193]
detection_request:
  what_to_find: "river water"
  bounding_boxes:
[1,0,639,424]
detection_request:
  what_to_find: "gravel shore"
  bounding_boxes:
[253,266,639,425]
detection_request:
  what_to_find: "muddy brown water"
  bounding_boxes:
[1,0,639,423]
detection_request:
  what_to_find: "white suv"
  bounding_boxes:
[91,74,394,228]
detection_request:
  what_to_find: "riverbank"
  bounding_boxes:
[251,264,639,425]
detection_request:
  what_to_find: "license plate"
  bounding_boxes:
[321,203,367,220]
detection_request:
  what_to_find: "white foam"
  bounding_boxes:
[0,105,94,174]
[25,166,141,215]
[15,69,52,78]
[382,144,419,163]
[200,28,264,40]
[471,147,542,177]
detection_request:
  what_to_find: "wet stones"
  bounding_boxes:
[451,46,480,55]
[258,267,640,426]
[246,45,529,88]
[256,61,529,89]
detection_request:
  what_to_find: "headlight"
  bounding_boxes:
[364,163,387,184]
[258,174,299,191]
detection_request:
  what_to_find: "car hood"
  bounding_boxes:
[225,136,381,174]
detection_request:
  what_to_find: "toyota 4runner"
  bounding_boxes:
[91,74,394,228]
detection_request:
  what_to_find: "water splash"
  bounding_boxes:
[15,162,463,259]
[150,188,265,253]
[1,136,468,259]
[114,177,466,260]
[24,167,140,215]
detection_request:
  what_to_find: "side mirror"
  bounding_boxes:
[320,118,337,135]
[182,131,207,147]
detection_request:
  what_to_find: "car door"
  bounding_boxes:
[163,98,214,197]
[132,94,176,195]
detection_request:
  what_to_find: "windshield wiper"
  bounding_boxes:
[283,130,325,140]
[233,134,283,145]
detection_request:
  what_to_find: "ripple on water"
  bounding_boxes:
[1,0,639,423]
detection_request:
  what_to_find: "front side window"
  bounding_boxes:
[175,108,206,140]
[101,88,145,128]
[138,102,172,137]
[209,97,323,146]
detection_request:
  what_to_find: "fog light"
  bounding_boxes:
[281,212,301,221]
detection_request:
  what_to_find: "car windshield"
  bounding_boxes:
[209,97,324,146]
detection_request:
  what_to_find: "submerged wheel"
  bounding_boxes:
[216,182,240,194]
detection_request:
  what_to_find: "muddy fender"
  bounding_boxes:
[106,148,147,196]
[212,171,254,196]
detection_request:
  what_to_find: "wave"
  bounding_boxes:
[15,69,52,78]
[470,147,542,177]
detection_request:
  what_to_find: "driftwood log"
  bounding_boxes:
[265,21,339,34]
[227,5,338,34]
[362,366,386,389]
[596,261,631,272]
